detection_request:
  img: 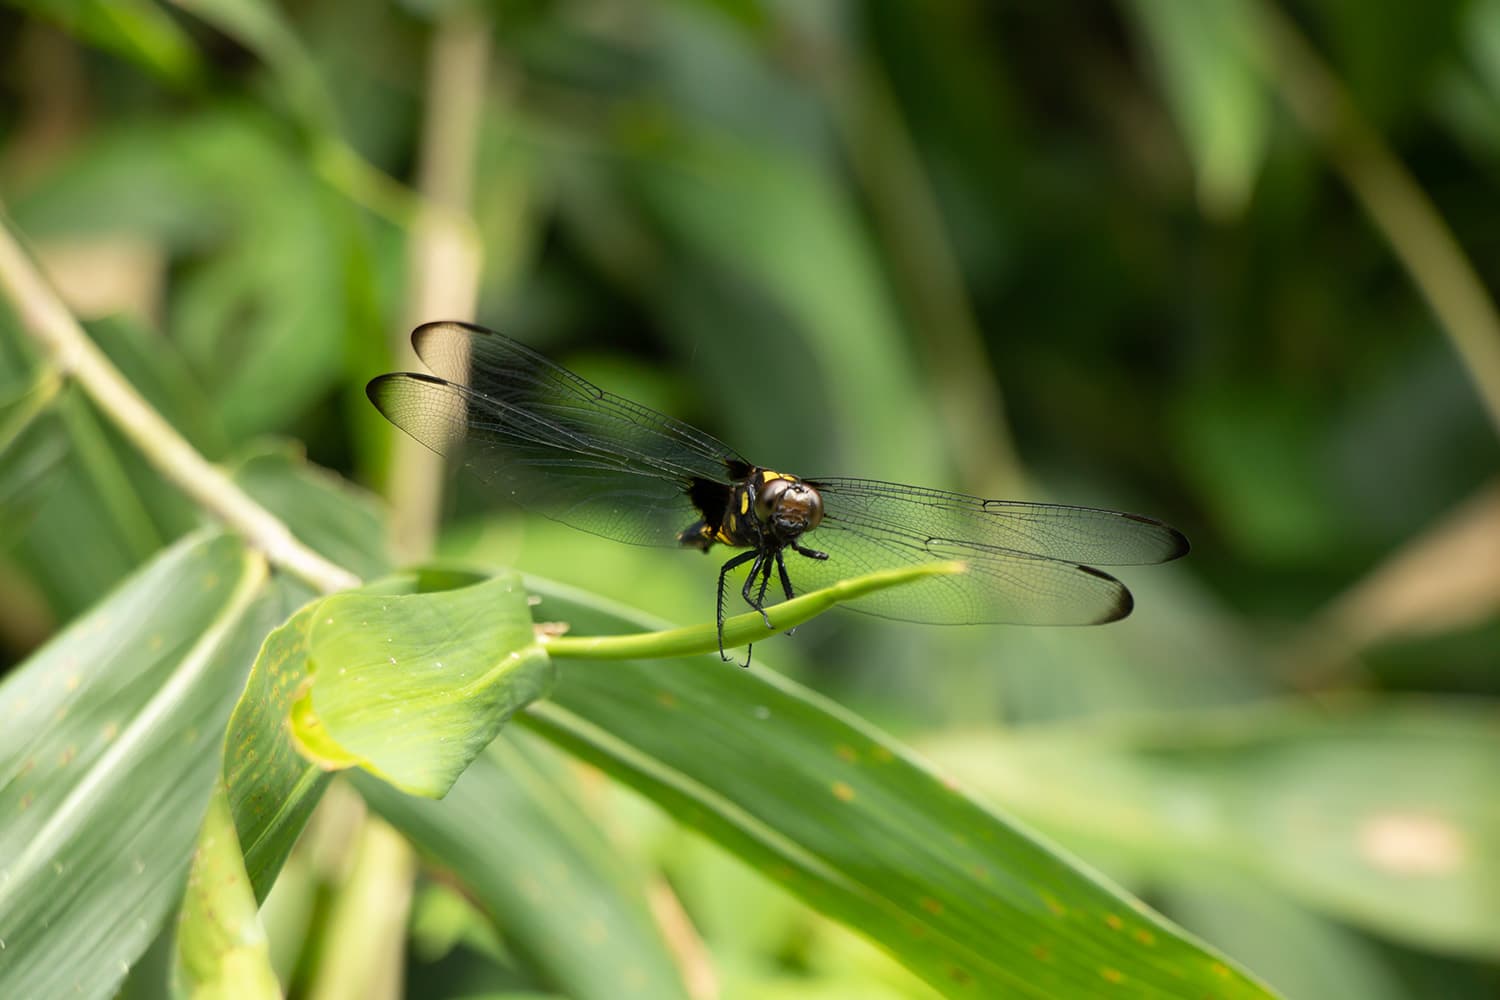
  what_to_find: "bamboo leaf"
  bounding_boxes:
[291,572,553,797]
[520,577,1278,999]
[172,785,279,1000]
[356,734,693,1000]
[0,533,283,999]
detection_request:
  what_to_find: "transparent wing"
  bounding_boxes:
[809,478,1188,565]
[773,478,1189,625]
[366,366,733,548]
[410,321,745,485]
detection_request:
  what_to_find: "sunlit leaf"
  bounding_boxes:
[518,578,1275,999]
[0,532,285,999]
[223,591,329,899]
[291,572,552,797]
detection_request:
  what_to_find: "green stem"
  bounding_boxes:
[0,212,360,594]
[544,561,967,660]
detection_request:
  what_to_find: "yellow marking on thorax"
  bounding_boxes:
[739,491,750,514]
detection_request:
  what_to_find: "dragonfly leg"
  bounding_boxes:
[741,552,775,629]
[792,542,828,561]
[717,549,760,663]
[774,549,803,637]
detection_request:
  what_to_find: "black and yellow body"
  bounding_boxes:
[676,463,829,662]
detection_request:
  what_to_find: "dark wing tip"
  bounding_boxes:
[1121,512,1191,562]
[411,319,489,341]
[366,371,448,408]
[1077,564,1134,623]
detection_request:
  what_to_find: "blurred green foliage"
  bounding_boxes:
[3,1,1500,998]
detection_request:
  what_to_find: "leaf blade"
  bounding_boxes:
[521,577,1277,999]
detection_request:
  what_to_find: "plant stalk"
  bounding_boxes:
[0,213,360,594]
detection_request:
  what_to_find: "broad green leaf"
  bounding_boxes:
[922,699,1500,958]
[223,570,547,894]
[219,446,391,898]
[518,578,1276,999]
[356,733,692,1000]
[173,785,279,1000]
[0,532,286,1000]
[291,572,553,797]
[223,591,330,899]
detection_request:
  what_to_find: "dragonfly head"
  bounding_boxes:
[755,475,824,541]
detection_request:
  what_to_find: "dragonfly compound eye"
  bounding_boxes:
[757,478,824,536]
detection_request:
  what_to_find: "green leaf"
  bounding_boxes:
[518,578,1276,999]
[291,572,553,797]
[222,590,329,900]
[217,446,394,899]
[173,785,280,1000]
[355,733,692,1000]
[923,699,1500,958]
[0,532,285,1000]
[224,570,549,897]
[0,311,221,615]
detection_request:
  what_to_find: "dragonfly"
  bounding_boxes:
[367,322,1189,663]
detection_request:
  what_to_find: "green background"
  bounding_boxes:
[2,1,1498,998]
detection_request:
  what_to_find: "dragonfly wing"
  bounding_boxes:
[781,515,1134,625]
[808,478,1188,566]
[367,372,709,548]
[409,321,746,485]
[764,478,1187,625]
